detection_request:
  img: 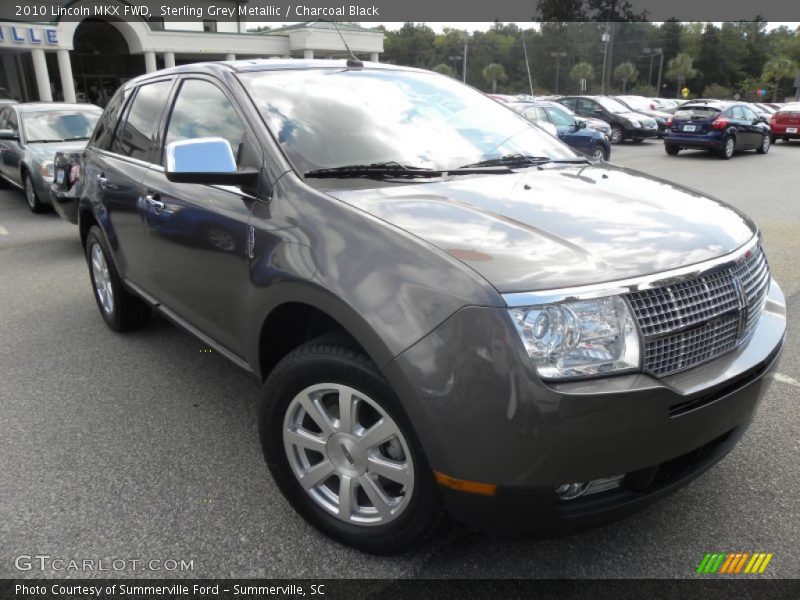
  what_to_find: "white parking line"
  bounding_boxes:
[0,224,8,235]
[773,373,800,387]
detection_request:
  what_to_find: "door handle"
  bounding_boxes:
[143,193,165,213]
[96,174,108,189]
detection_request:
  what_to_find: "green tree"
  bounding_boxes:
[482,63,508,93]
[702,83,733,99]
[432,63,456,77]
[570,62,594,92]
[666,53,698,98]
[762,56,798,101]
[613,61,639,92]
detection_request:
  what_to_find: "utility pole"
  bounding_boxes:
[550,52,566,94]
[462,33,468,83]
[656,49,664,96]
[522,33,534,96]
[601,26,610,95]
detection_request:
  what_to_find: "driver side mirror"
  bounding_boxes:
[573,120,587,130]
[165,137,258,185]
[0,128,19,141]
[593,109,603,115]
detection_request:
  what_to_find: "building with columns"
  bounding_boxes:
[0,1,383,106]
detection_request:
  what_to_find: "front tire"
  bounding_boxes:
[609,125,624,145]
[260,335,440,554]
[756,134,770,154]
[24,173,48,213]
[591,146,608,161]
[85,226,151,331]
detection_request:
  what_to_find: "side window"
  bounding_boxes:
[577,98,596,113]
[91,88,131,151]
[111,80,172,161]
[164,79,245,164]
[522,107,545,123]
[560,98,576,110]
[730,106,745,119]
[7,110,18,132]
[741,107,757,121]
[546,107,574,127]
[0,107,9,129]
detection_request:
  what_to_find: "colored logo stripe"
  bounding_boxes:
[697,552,773,574]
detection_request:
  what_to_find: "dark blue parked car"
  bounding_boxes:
[508,101,611,161]
[664,101,771,159]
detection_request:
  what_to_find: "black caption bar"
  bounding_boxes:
[1,0,800,22]
[2,579,800,600]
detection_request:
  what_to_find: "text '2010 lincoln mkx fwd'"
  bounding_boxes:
[74,59,785,554]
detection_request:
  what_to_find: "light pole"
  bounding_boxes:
[550,51,566,94]
[655,49,664,96]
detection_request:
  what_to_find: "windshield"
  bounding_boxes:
[240,68,575,175]
[595,97,632,114]
[22,110,101,142]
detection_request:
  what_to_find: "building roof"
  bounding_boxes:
[253,21,380,35]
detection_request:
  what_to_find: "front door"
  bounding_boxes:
[143,77,261,356]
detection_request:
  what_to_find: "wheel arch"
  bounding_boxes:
[252,288,399,383]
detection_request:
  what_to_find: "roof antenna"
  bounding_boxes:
[326,20,363,68]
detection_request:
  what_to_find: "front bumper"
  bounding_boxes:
[629,127,658,140]
[385,279,785,534]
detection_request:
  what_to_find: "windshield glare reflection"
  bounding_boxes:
[241,68,575,176]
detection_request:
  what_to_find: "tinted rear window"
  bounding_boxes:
[673,106,721,120]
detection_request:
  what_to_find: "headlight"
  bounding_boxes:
[509,296,640,379]
[38,160,55,180]
[629,119,642,128]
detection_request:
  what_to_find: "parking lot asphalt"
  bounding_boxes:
[1,140,798,579]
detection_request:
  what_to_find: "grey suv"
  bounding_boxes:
[76,60,785,554]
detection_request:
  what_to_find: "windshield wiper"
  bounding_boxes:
[305,161,511,180]
[27,139,67,143]
[461,154,590,169]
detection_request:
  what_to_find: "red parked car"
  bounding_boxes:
[770,102,800,143]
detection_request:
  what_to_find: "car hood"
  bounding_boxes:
[325,163,757,294]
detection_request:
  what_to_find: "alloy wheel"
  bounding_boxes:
[283,383,414,527]
[592,148,606,161]
[90,243,114,315]
[724,137,735,158]
[761,135,770,152]
[25,177,36,210]
[610,127,623,144]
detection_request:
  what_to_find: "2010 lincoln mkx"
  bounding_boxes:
[73,59,786,553]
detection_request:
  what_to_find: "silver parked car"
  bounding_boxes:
[0,103,102,213]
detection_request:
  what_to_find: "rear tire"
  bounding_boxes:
[719,135,735,159]
[260,334,440,554]
[85,226,151,332]
[665,143,680,156]
[756,134,770,154]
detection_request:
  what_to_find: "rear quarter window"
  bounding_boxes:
[90,88,131,151]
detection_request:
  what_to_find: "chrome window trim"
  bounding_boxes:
[502,234,761,307]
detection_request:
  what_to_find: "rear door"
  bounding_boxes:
[83,79,174,296]
[142,76,262,356]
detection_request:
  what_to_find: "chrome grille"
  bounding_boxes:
[626,245,770,377]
